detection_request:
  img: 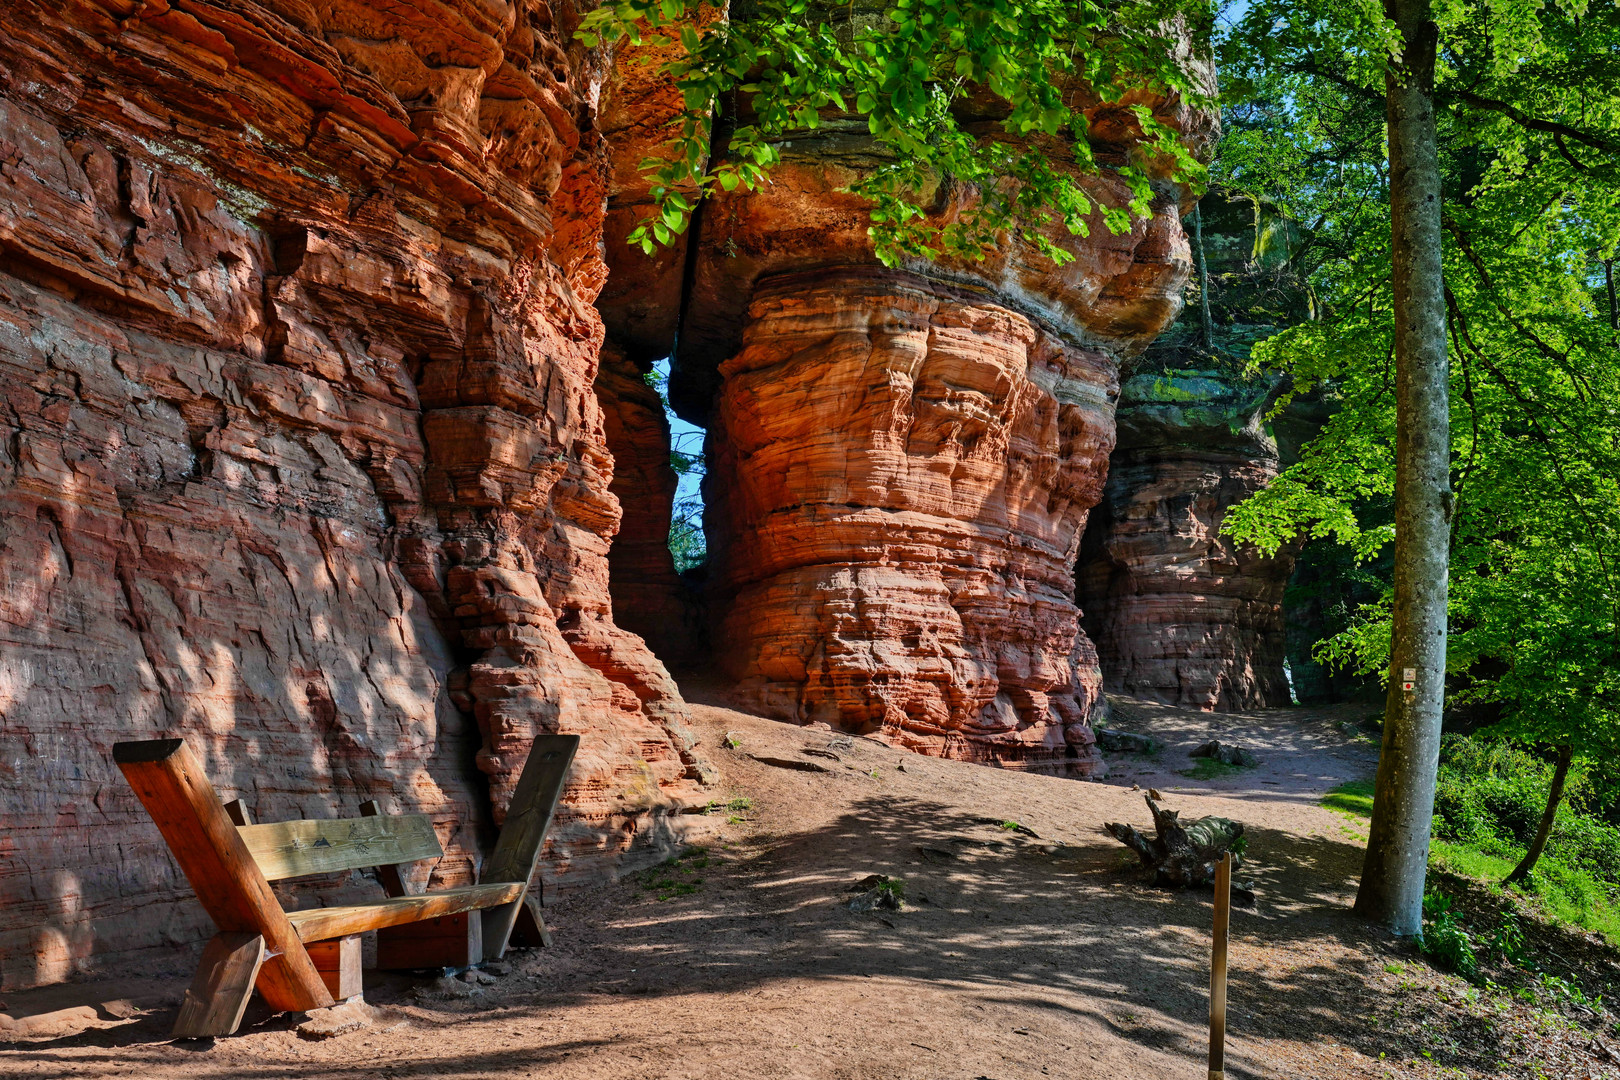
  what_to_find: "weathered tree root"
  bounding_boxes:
[1106,795,1245,888]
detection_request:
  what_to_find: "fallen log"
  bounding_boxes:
[1105,795,1245,888]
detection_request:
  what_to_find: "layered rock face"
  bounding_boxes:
[1073,189,1328,712]
[703,270,1120,768]
[1077,371,1297,710]
[589,7,717,669]
[650,82,1216,770]
[0,0,704,989]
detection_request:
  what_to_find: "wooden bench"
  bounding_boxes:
[113,733,578,1038]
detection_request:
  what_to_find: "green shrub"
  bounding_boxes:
[1432,737,1558,847]
[1420,890,1479,979]
[1547,814,1620,883]
[1433,769,1494,844]
[1485,911,1529,967]
[1476,773,1547,844]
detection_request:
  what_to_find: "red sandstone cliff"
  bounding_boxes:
[0,0,706,989]
[1077,371,1298,711]
[1074,188,1326,713]
[635,47,1218,773]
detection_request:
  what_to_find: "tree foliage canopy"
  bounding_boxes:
[578,0,1213,264]
[1218,0,1620,755]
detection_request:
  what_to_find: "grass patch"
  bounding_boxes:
[1322,777,1620,943]
[639,847,716,902]
[1431,840,1620,945]
[1177,757,1244,781]
[705,795,753,816]
[1422,735,1620,947]
[1323,779,1376,818]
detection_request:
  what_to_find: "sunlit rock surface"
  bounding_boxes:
[656,69,1216,772]
[0,0,706,989]
[701,270,1119,771]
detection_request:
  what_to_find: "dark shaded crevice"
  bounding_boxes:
[667,91,733,428]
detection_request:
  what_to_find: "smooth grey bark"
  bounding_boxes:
[1504,744,1573,886]
[1352,0,1451,938]
[1605,258,1617,332]
[1194,203,1214,351]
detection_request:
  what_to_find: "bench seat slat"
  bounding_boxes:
[237,815,442,881]
[286,883,525,942]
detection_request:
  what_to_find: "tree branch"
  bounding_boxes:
[1282,61,1620,160]
[1444,89,1620,157]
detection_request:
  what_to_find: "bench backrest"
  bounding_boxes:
[236,814,441,881]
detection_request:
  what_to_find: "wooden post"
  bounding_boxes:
[480,734,579,960]
[1209,851,1231,1080]
[306,935,364,1000]
[113,739,333,1015]
[359,799,413,898]
[171,932,265,1039]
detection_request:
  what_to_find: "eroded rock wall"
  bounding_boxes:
[594,344,705,666]
[1074,188,1325,712]
[0,0,704,990]
[1077,371,1297,710]
[703,270,1119,768]
[653,75,1215,772]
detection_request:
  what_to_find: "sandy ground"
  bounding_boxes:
[4,684,1614,1079]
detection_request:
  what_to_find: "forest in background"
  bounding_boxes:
[1208,0,1620,961]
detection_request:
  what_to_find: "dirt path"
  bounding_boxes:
[3,688,1605,1079]
[1100,695,1380,803]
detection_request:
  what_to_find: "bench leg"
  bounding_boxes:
[480,734,578,960]
[306,935,363,1000]
[172,932,265,1039]
[114,739,333,1013]
[506,895,552,949]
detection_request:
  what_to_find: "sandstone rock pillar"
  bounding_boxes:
[703,269,1119,771]
[1077,371,1299,710]
[662,93,1212,770]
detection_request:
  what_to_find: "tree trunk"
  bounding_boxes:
[1352,0,1451,938]
[1505,744,1573,886]
[1194,203,1214,351]
[1605,258,1617,333]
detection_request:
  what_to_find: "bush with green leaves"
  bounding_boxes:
[1547,816,1620,887]
[1420,890,1479,980]
[1430,737,1556,849]
[1429,735,1620,899]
